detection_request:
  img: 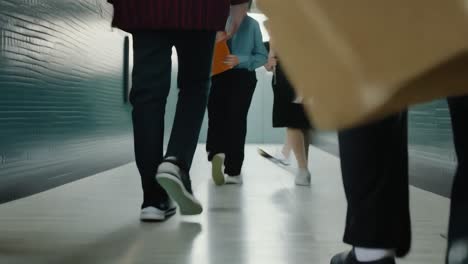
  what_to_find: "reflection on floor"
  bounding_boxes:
[0,145,449,264]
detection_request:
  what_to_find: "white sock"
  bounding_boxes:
[277,148,289,159]
[354,247,395,262]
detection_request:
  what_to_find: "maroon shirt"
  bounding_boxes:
[108,0,250,31]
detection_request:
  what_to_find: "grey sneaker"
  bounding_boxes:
[295,169,311,186]
[331,250,396,264]
[211,153,226,186]
[156,160,202,215]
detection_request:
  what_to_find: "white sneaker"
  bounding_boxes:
[273,149,291,166]
[295,169,311,186]
[225,174,243,184]
[140,205,176,221]
[211,153,226,186]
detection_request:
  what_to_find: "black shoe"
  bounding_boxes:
[331,250,396,264]
[140,198,177,222]
[156,159,203,215]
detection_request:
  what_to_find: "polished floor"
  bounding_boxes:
[0,145,449,264]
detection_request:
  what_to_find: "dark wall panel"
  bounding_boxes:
[407,100,456,197]
[0,0,133,203]
[313,99,457,197]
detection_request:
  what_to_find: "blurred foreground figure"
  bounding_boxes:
[258,0,468,129]
[258,0,468,263]
[334,96,467,264]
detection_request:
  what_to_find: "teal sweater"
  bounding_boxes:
[228,16,268,71]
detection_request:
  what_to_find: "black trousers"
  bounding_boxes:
[338,96,468,260]
[206,69,257,176]
[131,31,215,207]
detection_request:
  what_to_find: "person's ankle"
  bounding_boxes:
[281,148,290,158]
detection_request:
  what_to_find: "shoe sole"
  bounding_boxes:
[295,177,311,186]
[257,148,272,158]
[156,173,203,215]
[225,178,242,185]
[140,207,177,222]
[211,155,225,186]
[257,148,290,166]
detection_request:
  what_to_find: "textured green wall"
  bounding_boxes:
[0,0,133,203]
[409,100,456,162]
[407,100,456,196]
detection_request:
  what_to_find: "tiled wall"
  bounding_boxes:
[0,0,133,203]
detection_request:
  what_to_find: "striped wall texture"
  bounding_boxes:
[408,100,456,196]
[0,0,133,203]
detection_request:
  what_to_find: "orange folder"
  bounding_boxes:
[211,39,232,76]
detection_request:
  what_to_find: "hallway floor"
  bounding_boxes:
[0,145,449,264]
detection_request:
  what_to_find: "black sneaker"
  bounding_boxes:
[155,159,203,215]
[140,198,177,222]
[331,249,396,264]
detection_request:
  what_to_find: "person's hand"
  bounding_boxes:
[264,57,277,72]
[226,3,249,38]
[216,31,228,42]
[224,55,240,68]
